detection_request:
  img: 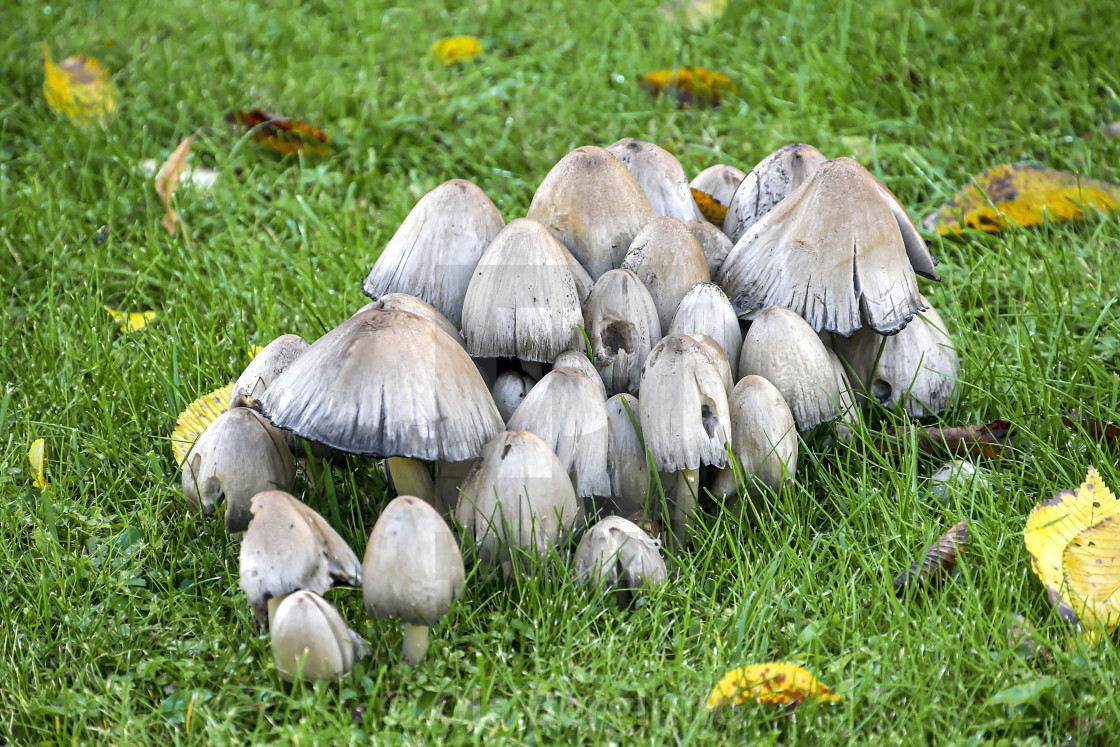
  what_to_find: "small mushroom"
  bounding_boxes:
[362,179,505,325]
[930,459,987,500]
[686,219,735,279]
[526,146,656,278]
[230,334,309,408]
[691,164,746,213]
[239,490,361,628]
[574,515,667,605]
[362,496,465,666]
[668,283,744,380]
[585,268,662,396]
[270,590,364,682]
[723,144,827,243]
[606,138,702,222]
[552,350,607,399]
[606,393,648,518]
[621,216,711,331]
[711,375,798,501]
[181,407,295,533]
[491,370,536,422]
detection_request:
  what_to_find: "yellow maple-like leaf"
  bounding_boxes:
[691,187,728,224]
[659,0,728,30]
[922,164,1120,235]
[171,383,234,468]
[29,438,50,491]
[105,306,157,333]
[707,663,842,709]
[431,36,483,66]
[156,135,195,235]
[1064,514,1120,636]
[42,42,116,122]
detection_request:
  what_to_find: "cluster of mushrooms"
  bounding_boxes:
[179,139,960,680]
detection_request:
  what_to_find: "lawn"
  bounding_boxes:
[3,0,1120,743]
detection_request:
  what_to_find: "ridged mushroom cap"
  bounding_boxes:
[723,144,827,243]
[553,350,607,399]
[711,375,798,499]
[260,309,503,461]
[719,157,940,337]
[637,334,732,472]
[230,335,309,408]
[668,283,744,380]
[621,216,711,331]
[491,370,536,423]
[738,307,841,431]
[686,219,735,279]
[526,146,656,278]
[585,268,662,396]
[353,293,465,350]
[574,515,666,593]
[606,393,647,517]
[271,590,360,682]
[606,138,702,222]
[687,333,735,398]
[691,164,746,212]
[362,179,505,325]
[462,219,585,363]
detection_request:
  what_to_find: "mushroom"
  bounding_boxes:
[826,349,862,431]
[574,516,667,605]
[638,334,732,545]
[362,179,505,325]
[353,293,466,351]
[526,146,656,278]
[738,307,841,431]
[270,590,364,682]
[930,459,987,500]
[719,157,940,337]
[584,268,662,396]
[606,393,648,518]
[667,283,744,380]
[362,496,465,666]
[711,375,798,502]
[690,164,746,213]
[686,219,735,279]
[723,144,827,243]
[621,216,711,331]
[238,490,362,628]
[832,298,961,418]
[260,309,504,508]
[686,333,735,398]
[455,430,580,573]
[462,219,585,364]
[230,334,309,408]
[553,350,607,399]
[491,370,536,422]
[606,138,702,222]
[181,407,295,533]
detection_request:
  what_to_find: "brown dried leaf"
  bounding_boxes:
[625,511,663,539]
[879,420,1014,459]
[155,135,194,235]
[1062,410,1120,446]
[894,519,967,593]
[225,109,331,156]
[691,188,728,223]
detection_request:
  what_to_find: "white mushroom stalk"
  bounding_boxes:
[607,138,703,222]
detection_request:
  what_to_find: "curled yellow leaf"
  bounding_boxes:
[42,42,116,122]
[691,188,728,224]
[171,384,234,467]
[431,36,483,66]
[707,663,841,709]
[105,306,157,333]
[29,438,50,491]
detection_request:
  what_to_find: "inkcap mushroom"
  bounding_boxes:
[574,515,667,605]
[230,334,309,408]
[723,143,827,243]
[585,268,662,396]
[271,590,365,682]
[668,283,744,379]
[711,375,798,502]
[621,216,710,331]
[607,138,702,222]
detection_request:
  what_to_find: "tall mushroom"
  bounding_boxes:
[606,393,648,518]
[584,268,662,396]
[621,216,711,331]
[606,138,702,222]
[667,283,743,379]
[711,376,798,502]
[723,144,827,243]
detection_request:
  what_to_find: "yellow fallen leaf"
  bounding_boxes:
[1064,514,1120,635]
[922,164,1120,235]
[42,42,116,122]
[29,438,50,491]
[171,383,234,467]
[638,67,736,109]
[431,36,483,66]
[659,0,727,29]
[156,135,195,235]
[707,663,842,709]
[105,306,156,333]
[691,188,728,224]
[247,344,265,360]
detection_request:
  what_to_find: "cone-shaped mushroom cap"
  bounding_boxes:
[492,370,536,422]
[239,490,362,627]
[271,590,360,682]
[723,144,827,243]
[621,216,711,331]
[691,164,746,211]
[687,333,735,398]
[462,219,585,363]
[353,293,465,350]
[719,157,940,337]
[561,245,595,306]
[638,334,731,472]
[261,309,503,461]
[362,179,505,325]
[574,515,666,592]
[526,146,656,278]
[668,283,743,380]
[553,350,607,399]
[182,408,295,532]
[231,335,309,408]
[585,269,662,396]
[455,430,580,565]
[711,375,798,499]
[362,496,465,626]
[606,138,702,223]
[832,299,960,418]
[506,368,609,497]
[738,307,841,431]
[686,219,735,279]
[606,394,647,516]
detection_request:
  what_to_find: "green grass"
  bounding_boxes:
[3,0,1120,742]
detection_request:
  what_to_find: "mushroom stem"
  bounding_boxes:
[386,457,438,508]
[401,622,430,665]
[266,592,292,628]
[670,468,700,549]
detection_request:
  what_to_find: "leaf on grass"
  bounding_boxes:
[691,188,728,224]
[1062,410,1120,447]
[171,383,234,468]
[140,159,218,192]
[42,42,116,122]
[105,306,156,333]
[894,519,967,593]
[638,67,736,109]
[707,663,841,709]
[880,420,1013,459]
[29,438,50,491]
[225,110,330,157]
[986,676,1058,708]
[431,36,483,65]
[155,135,194,235]
[921,164,1120,236]
[247,344,265,360]
[658,0,727,30]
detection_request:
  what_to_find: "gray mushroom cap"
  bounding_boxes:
[606,393,647,517]
[553,350,607,399]
[230,334,309,408]
[574,515,667,595]
[239,490,362,628]
[711,375,798,500]
[637,334,732,472]
[585,268,662,396]
[691,164,746,214]
[353,293,466,350]
[686,333,735,398]
[181,407,295,533]
[491,370,536,422]
[621,216,711,331]
[526,146,656,278]
[826,349,862,429]
[723,144,827,243]
[362,496,465,626]
[506,367,610,498]
[362,179,505,325]
[270,590,362,682]
[686,219,735,279]
[719,157,940,337]
[260,309,503,462]
[668,283,744,380]
[606,138,703,223]
[738,306,841,431]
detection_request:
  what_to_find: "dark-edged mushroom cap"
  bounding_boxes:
[353,293,466,350]
[711,375,798,500]
[686,219,735,279]
[585,268,662,396]
[668,283,744,380]
[491,370,536,423]
[606,393,647,517]
[526,146,656,278]
[719,157,940,337]
[270,590,363,682]
[723,144,827,243]
[606,138,702,223]
[691,164,746,212]
[362,179,505,325]
[231,335,309,408]
[574,515,666,601]
[553,350,607,399]
[621,216,710,331]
